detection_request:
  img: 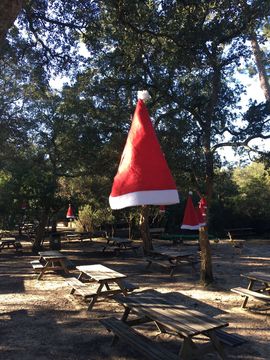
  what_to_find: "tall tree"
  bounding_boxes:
[80,0,270,283]
[0,0,23,49]
[250,31,270,100]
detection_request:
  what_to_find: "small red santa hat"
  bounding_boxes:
[181,192,200,230]
[159,205,166,213]
[66,204,75,219]
[195,207,206,227]
[109,90,179,210]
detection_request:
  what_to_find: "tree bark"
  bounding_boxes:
[199,225,213,284]
[198,56,221,285]
[250,31,270,101]
[139,205,153,254]
[0,0,23,50]
[32,210,49,254]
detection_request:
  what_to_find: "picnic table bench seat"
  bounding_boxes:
[112,244,141,256]
[100,317,178,360]
[67,277,139,299]
[145,255,199,277]
[214,329,247,347]
[226,228,255,239]
[231,287,270,306]
[30,260,44,271]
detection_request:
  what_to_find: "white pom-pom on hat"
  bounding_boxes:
[137,90,151,101]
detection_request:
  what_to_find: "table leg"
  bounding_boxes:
[169,263,176,277]
[78,272,84,281]
[178,337,198,360]
[87,282,105,311]
[242,279,254,308]
[207,330,226,360]
[102,239,111,252]
[59,259,69,275]
[38,260,51,280]
[104,282,111,290]
[115,279,128,296]
[111,306,131,346]
[262,282,270,293]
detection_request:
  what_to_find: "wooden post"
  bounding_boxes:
[139,205,153,254]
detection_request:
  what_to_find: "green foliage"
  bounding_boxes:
[210,162,270,234]
[0,0,270,241]
[232,162,270,221]
[75,204,114,232]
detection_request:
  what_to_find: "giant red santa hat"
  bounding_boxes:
[181,192,200,230]
[109,90,179,209]
[66,204,75,219]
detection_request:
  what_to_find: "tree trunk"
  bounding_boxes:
[199,58,221,285]
[32,210,49,254]
[139,205,153,254]
[199,225,213,284]
[250,31,270,101]
[0,0,23,50]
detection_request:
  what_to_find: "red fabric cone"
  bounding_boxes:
[66,204,75,219]
[159,205,166,213]
[109,97,179,209]
[199,197,207,224]
[181,194,200,230]
[195,207,206,227]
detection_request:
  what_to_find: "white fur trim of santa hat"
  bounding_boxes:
[137,90,151,101]
[109,189,179,210]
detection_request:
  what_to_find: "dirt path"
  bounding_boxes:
[0,238,269,359]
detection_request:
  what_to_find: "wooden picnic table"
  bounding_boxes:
[66,232,92,243]
[0,237,22,252]
[101,289,229,360]
[102,237,139,255]
[31,250,69,280]
[146,247,199,277]
[231,271,270,308]
[74,264,134,310]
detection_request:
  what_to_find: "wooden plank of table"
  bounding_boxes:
[1,237,16,241]
[76,264,127,281]
[39,250,63,257]
[39,251,66,261]
[160,250,194,258]
[241,272,270,284]
[115,290,228,338]
[150,248,195,258]
[110,237,133,244]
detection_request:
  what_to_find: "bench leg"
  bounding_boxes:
[178,337,198,360]
[59,259,70,275]
[70,287,76,295]
[111,307,131,346]
[207,331,226,360]
[115,279,128,296]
